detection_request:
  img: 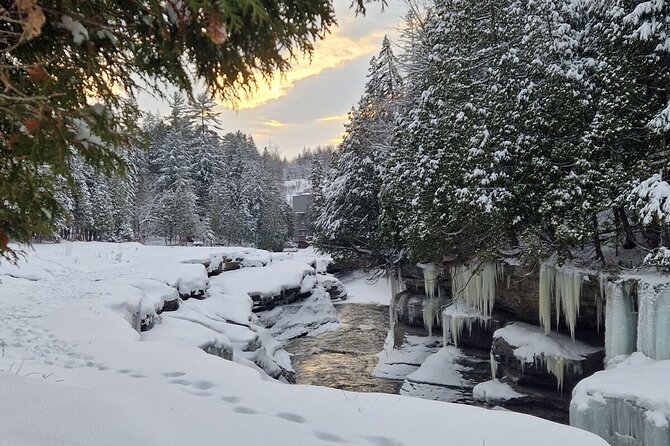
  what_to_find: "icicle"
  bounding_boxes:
[422,297,441,336]
[604,281,636,362]
[537,265,583,339]
[490,352,498,379]
[450,262,503,318]
[545,356,567,392]
[442,312,450,347]
[637,282,670,360]
[539,265,555,334]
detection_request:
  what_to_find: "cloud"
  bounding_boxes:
[329,134,345,146]
[226,28,384,110]
[317,113,350,124]
[260,119,286,128]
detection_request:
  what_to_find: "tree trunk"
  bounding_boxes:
[616,206,637,249]
[592,214,605,265]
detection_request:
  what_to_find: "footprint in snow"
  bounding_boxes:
[233,407,256,415]
[315,432,347,443]
[163,371,186,378]
[129,373,148,378]
[221,396,240,403]
[185,389,212,397]
[192,380,214,390]
[277,413,306,424]
[366,437,403,446]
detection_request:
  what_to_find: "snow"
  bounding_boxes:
[404,346,470,388]
[61,15,89,45]
[494,322,601,391]
[473,379,525,403]
[214,258,314,299]
[264,288,339,341]
[0,242,609,446]
[337,269,392,305]
[374,330,441,380]
[571,353,670,446]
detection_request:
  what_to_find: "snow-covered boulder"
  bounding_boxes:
[400,346,474,402]
[473,379,525,404]
[316,274,347,300]
[492,322,603,391]
[142,316,234,361]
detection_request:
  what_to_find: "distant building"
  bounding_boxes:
[292,193,312,248]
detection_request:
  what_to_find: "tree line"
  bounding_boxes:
[57,93,294,251]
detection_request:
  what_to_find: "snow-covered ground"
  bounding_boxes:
[0,242,608,445]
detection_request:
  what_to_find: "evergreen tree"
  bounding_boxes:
[315,36,402,266]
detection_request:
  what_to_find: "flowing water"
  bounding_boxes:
[285,303,403,393]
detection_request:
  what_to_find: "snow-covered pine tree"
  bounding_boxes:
[315,36,402,265]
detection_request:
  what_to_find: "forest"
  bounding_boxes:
[313,0,670,273]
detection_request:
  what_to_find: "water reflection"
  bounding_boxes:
[285,303,403,394]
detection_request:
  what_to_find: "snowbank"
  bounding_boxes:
[338,270,392,305]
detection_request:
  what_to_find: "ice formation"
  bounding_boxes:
[417,263,439,300]
[538,265,583,340]
[603,281,637,362]
[539,265,555,335]
[637,282,670,360]
[571,353,670,446]
[450,262,503,318]
[441,262,502,347]
[442,300,487,347]
[417,263,445,336]
[490,352,498,379]
[422,295,442,336]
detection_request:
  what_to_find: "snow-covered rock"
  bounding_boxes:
[473,379,525,404]
[492,322,603,391]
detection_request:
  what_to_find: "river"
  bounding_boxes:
[285,303,402,393]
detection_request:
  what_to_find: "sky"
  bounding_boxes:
[139,0,408,159]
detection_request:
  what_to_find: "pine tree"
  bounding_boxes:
[315,36,402,265]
